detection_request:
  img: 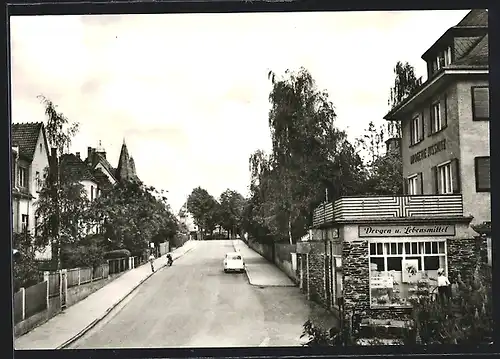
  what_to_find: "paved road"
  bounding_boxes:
[69,240,315,348]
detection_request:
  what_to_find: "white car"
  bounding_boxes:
[223,252,245,273]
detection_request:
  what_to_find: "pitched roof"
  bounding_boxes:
[60,153,96,182]
[116,141,139,182]
[455,9,488,27]
[92,167,113,189]
[11,122,43,161]
[452,34,488,67]
[421,9,487,61]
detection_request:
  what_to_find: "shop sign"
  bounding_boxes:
[370,276,393,289]
[410,139,446,164]
[359,224,455,237]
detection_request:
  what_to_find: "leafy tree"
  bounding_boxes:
[250,68,356,244]
[218,189,246,238]
[364,152,403,195]
[87,180,177,256]
[387,61,421,138]
[354,122,403,196]
[12,232,41,293]
[34,96,81,270]
[354,120,386,170]
[186,187,220,238]
[35,161,91,253]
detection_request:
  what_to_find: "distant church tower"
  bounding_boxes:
[116,139,138,183]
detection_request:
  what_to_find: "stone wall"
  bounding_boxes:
[447,236,488,283]
[342,240,370,318]
[309,252,326,304]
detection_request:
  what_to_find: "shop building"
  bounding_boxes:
[295,9,490,334]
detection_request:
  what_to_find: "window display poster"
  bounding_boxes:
[370,275,393,289]
[402,259,419,283]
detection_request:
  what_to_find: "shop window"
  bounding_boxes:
[369,240,447,308]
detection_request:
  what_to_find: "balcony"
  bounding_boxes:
[312,194,464,227]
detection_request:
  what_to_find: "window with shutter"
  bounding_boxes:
[432,166,440,194]
[442,95,448,128]
[418,172,424,195]
[475,157,491,192]
[472,86,489,121]
[451,159,460,194]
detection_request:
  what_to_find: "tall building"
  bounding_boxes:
[384,9,490,227]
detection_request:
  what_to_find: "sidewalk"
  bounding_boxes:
[14,240,197,350]
[232,240,295,287]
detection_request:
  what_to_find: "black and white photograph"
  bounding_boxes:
[9,6,492,350]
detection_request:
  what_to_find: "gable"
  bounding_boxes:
[95,162,117,184]
[32,126,50,166]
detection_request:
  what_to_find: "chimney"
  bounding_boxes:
[87,147,92,160]
[76,152,80,159]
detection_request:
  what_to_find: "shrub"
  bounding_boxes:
[104,249,131,259]
[12,233,42,293]
[63,244,105,270]
[411,264,492,345]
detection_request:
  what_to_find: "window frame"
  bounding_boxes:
[437,160,453,194]
[21,214,29,233]
[35,171,41,192]
[369,239,447,309]
[17,166,27,188]
[474,156,491,192]
[430,101,442,134]
[409,115,422,146]
[471,86,490,121]
[407,174,418,195]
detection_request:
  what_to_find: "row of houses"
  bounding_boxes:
[293,9,491,336]
[11,121,140,260]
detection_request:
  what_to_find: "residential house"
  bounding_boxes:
[11,122,51,259]
[85,139,139,185]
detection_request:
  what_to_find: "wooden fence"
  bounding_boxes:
[13,254,156,326]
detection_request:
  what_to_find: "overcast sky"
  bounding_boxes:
[10,10,470,213]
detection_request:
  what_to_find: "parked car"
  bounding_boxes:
[223,252,245,273]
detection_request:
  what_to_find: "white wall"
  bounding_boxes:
[29,128,50,234]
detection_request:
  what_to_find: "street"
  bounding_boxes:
[68,240,316,348]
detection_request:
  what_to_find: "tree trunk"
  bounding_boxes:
[288,217,293,245]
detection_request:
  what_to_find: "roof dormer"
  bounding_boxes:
[422,9,488,79]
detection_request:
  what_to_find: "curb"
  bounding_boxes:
[232,240,295,288]
[57,242,196,349]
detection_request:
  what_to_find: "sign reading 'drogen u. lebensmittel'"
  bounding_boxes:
[359,224,455,237]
